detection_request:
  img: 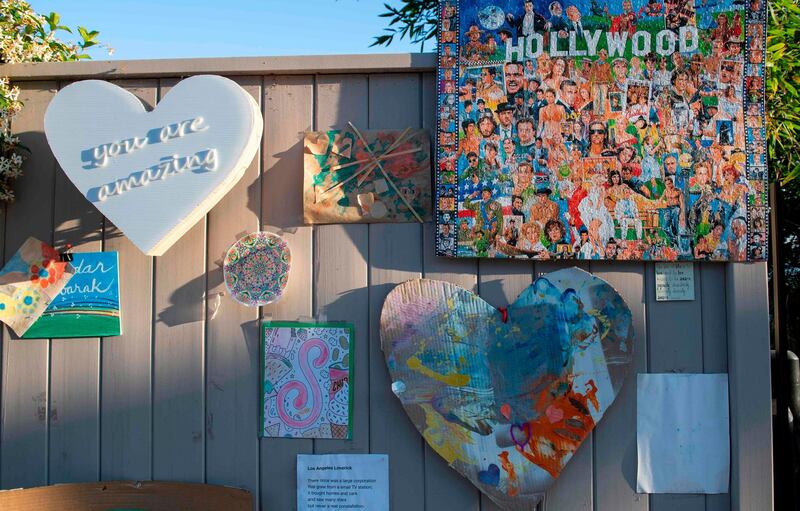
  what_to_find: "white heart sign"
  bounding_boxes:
[45,75,263,256]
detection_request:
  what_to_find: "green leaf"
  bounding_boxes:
[77,26,99,42]
[44,12,59,32]
[372,0,437,48]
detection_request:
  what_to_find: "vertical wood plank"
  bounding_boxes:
[260,75,314,511]
[367,73,425,511]
[543,417,593,511]
[100,80,156,481]
[151,216,206,482]
[48,91,103,482]
[591,263,648,511]
[539,261,593,511]
[477,260,533,309]
[151,78,206,482]
[701,266,728,374]
[48,339,99,483]
[205,77,261,504]
[421,225,481,511]
[726,262,773,510]
[0,81,58,489]
[700,265,730,511]
[0,203,5,484]
[421,68,481,511]
[646,263,705,511]
[477,259,533,511]
[313,74,369,456]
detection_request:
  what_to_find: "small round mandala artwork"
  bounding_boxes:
[224,231,291,307]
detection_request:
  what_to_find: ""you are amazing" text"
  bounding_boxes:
[84,117,218,202]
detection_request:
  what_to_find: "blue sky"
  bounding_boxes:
[29,0,425,60]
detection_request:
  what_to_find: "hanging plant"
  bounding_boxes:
[0,0,108,202]
[766,0,800,185]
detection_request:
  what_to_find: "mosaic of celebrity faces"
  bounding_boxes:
[435,0,767,261]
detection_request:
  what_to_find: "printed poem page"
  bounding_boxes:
[297,454,389,510]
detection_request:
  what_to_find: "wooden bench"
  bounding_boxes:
[0,481,252,511]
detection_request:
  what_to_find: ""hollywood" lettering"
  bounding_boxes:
[505,26,699,60]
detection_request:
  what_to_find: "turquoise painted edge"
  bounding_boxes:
[21,317,121,339]
[346,324,355,440]
[258,320,356,440]
[259,321,265,438]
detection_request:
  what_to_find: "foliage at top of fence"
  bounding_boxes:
[0,0,104,202]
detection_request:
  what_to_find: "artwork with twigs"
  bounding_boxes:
[303,125,432,224]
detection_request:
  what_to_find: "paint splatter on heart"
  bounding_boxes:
[380,268,634,511]
[510,423,531,448]
[545,405,565,424]
[479,463,501,486]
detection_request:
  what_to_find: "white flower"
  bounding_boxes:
[6,164,23,179]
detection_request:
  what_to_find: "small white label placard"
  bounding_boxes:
[297,454,389,510]
[654,262,695,301]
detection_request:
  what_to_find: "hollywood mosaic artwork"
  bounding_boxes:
[435,0,767,261]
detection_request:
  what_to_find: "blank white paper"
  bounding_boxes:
[637,373,730,494]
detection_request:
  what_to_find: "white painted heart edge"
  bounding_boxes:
[44,75,263,256]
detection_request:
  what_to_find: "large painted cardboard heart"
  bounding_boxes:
[380,268,634,510]
[44,75,262,256]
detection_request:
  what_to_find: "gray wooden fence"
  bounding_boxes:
[0,53,773,511]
